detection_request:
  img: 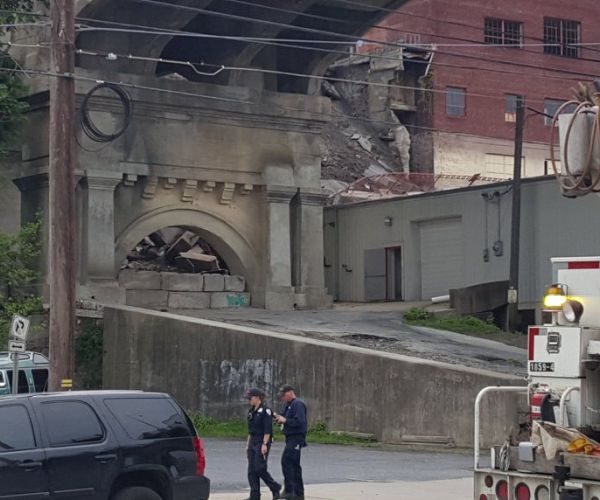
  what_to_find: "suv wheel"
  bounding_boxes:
[113,487,162,500]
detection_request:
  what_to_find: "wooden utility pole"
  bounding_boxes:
[508,99,525,332]
[48,0,76,391]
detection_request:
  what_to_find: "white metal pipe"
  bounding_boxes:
[474,386,528,471]
[559,386,580,427]
[431,294,450,303]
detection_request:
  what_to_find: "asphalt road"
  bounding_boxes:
[185,305,527,375]
[203,438,473,492]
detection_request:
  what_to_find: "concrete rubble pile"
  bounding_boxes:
[119,227,250,310]
[121,227,222,274]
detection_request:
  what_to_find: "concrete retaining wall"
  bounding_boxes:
[103,306,526,448]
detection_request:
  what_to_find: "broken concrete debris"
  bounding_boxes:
[119,227,249,309]
[121,227,225,274]
[175,248,219,273]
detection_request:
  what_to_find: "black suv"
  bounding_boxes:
[0,390,210,500]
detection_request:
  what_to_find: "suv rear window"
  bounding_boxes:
[0,405,36,450]
[40,401,105,446]
[105,397,191,440]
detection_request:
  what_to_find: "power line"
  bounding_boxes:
[73,16,596,84]
[75,23,600,82]
[75,47,556,105]
[208,0,600,56]
[0,65,252,104]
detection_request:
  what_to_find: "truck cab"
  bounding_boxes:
[475,257,600,499]
[0,351,49,395]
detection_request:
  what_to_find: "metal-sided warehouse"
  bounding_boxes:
[323,175,600,321]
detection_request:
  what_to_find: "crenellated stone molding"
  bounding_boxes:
[124,174,257,206]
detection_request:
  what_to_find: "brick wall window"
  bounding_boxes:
[446,87,465,116]
[485,154,525,176]
[505,94,523,122]
[544,99,577,125]
[484,18,523,46]
[544,18,581,58]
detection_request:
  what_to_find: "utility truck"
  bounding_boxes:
[475,93,600,499]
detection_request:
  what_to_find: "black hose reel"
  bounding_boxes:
[80,82,133,143]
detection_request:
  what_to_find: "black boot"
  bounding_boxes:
[272,484,282,500]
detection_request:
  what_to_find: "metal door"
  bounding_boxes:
[364,248,386,301]
[419,218,463,299]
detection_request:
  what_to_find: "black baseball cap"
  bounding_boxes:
[245,387,265,399]
[278,384,295,395]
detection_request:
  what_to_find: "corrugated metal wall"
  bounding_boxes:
[324,177,600,309]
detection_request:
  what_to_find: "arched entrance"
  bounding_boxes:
[115,207,259,310]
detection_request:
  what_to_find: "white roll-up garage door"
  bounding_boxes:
[419,217,463,300]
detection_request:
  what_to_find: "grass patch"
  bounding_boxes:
[189,413,376,446]
[403,307,501,335]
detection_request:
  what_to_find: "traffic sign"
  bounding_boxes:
[9,340,26,352]
[10,315,30,340]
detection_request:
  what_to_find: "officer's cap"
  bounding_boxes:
[278,384,295,395]
[244,387,265,399]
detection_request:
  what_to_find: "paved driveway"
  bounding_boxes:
[185,303,526,375]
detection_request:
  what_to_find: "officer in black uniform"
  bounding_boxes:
[274,384,307,500]
[244,387,282,500]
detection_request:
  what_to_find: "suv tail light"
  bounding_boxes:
[192,436,206,476]
[515,483,531,500]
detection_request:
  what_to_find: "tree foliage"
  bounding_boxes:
[0,0,48,153]
[0,218,43,346]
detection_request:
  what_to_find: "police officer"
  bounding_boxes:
[244,387,282,500]
[274,384,307,500]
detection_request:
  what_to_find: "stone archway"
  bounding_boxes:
[115,205,260,294]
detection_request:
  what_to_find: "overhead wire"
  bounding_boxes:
[75,23,600,82]
[75,46,557,106]
[120,0,600,64]
[208,0,600,57]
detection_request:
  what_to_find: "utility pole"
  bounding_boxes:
[508,98,525,332]
[48,0,76,391]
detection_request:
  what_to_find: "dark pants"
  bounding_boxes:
[281,436,305,496]
[247,441,280,499]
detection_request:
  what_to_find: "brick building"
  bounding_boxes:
[362,0,600,178]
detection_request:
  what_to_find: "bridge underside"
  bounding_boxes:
[76,0,408,93]
[15,0,408,310]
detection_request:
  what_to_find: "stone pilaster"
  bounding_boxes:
[295,189,333,309]
[84,170,122,281]
[265,186,296,310]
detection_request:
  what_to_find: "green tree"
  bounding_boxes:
[0,217,43,346]
[0,0,48,152]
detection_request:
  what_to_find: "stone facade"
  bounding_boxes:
[10,0,409,310]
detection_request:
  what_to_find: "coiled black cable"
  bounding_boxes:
[80,82,133,143]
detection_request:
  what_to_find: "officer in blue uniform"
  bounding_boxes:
[274,384,307,500]
[244,387,282,500]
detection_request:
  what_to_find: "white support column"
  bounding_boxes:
[265,186,296,310]
[296,189,332,309]
[84,170,122,280]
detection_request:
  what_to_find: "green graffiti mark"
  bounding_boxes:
[227,294,249,308]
